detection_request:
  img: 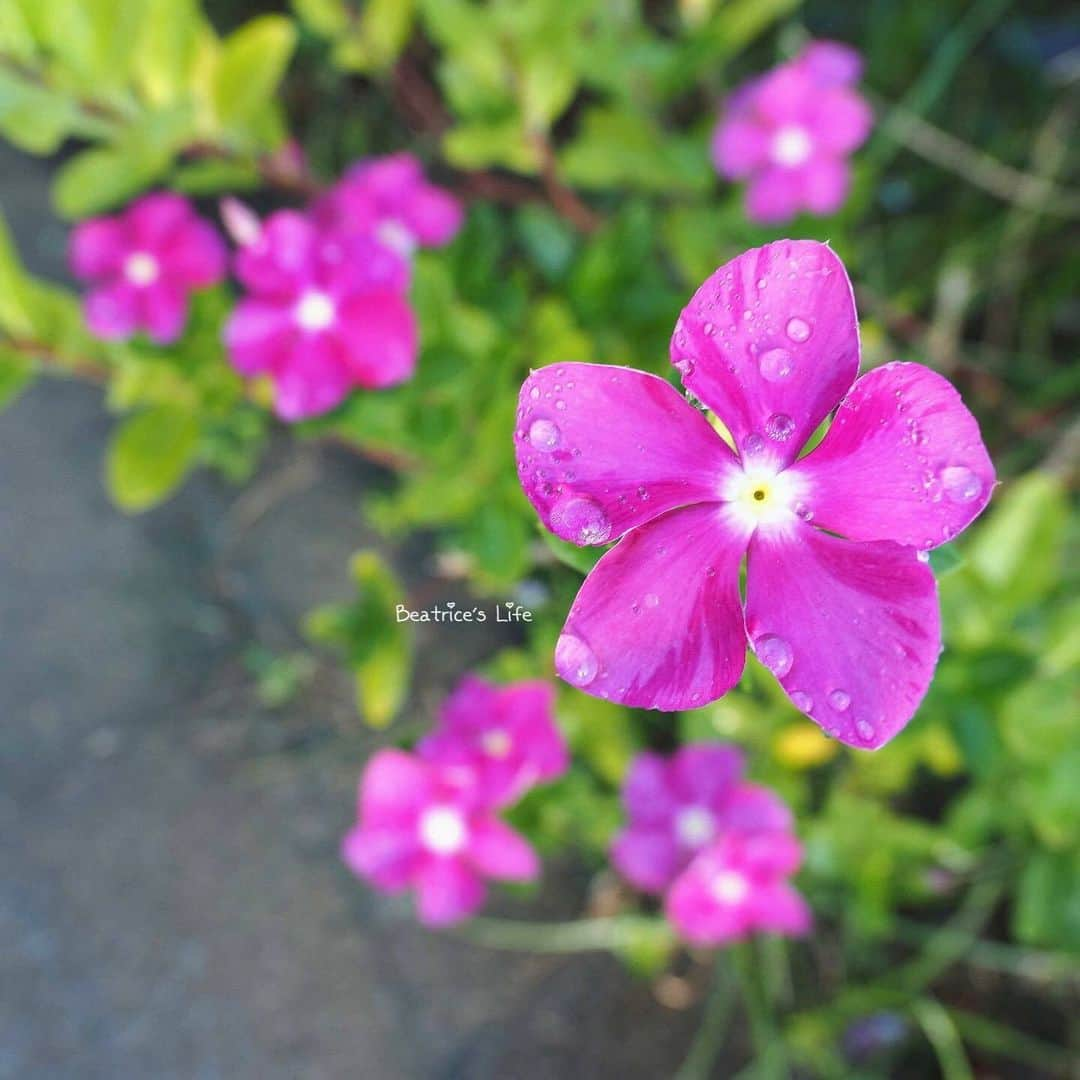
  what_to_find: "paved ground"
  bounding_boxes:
[0,148,701,1078]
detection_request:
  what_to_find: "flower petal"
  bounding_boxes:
[414,858,486,926]
[83,283,139,341]
[797,41,863,87]
[358,749,432,828]
[611,828,682,894]
[403,184,463,247]
[809,89,873,154]
[745,523,941,749]
[127,192,191,246]
[671,239,860,468]
[69,218,127,280]
[555,503,748,710]
[341,826,418,891]
[621,752,678,825]
[167,219,227,288]
[798,156,851,216]
[223,298,296,376]
[139,281,188,345]
[273,335,352,421]
[711,115,769,180]
[721,783,794,833]
[789,362,996,550]
[336,289,417,388]
[235,210,317,297]
[516,363,734,546]
[670,744,745,805]
[466,819,540,881]
[750,883,812,935]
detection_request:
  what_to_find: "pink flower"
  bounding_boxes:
[314,152,463,273]
[223,209,417,421]
[712,41,872,223]
[665,831,811,945]
[70,192,226,345]
[514,240,995,749]
[611,744,792,894]
[342,749,540,926]
[417,675,568,807]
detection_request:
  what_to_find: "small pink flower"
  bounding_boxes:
[712,40,872,223]
[314,152,463,272]
[223,209,417,421]
[70,192,226,345]
[342,749,540,926]
[665,831,811,946]
[418,675,568,807]
[611,745,792,894]
[514,240,995,749]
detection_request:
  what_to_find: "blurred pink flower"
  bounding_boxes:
[514,240,995,748]
[665,830,811,945]
[314,152,463,276]
[610,744,792,894]
[223,209,416,421]
[712,40,872,223]
[69,192,226,345]
[418,675,568,807]
[342,749,539,926]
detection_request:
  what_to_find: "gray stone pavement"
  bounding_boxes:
[0,145,700,1078]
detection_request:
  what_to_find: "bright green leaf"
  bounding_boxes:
[105,406,201,512]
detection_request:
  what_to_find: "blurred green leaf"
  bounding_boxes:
[105,405,200,512]
[0,345,34,411]
[212,15,297,131]
[1014,852,1080,950]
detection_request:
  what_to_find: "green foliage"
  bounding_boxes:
[105,404,201,511]
[305,551,413,727]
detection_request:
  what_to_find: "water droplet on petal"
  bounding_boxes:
[790,691,813,712]
[529,386,541,400]
[855,719,875,743]
[759,348,793,382]
[765,413,796,441]
[555,399,567,411]
[754,634,793,677]
[939,465,982,503]
[528,418,561,450]
[785,317,811,343]
[555,633,598,687]
[644,593,660,608]
[703,321,715,336]
[917,550,930,563]
[550,495,612,545]
[794,501,813,522]
[637,485,650,501]
[743,432,766,458]
[828,689,851,711]
[674,357,696,378]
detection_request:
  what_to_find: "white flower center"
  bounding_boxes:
[771,125,813,168]
[675,806,715,848]
[481,728,513,759]
[376,219,417,258]
[294,289,336,332]
[710,869,750,906]
[124,252,159,286]
[722,463,804,531]
[418,805,468,856]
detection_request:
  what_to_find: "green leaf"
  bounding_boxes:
[1013,851,1080,949]
[0,345,34,411]
[291,0,349,36]
[0,68,98,154]
[105,406,201,512]
[212,15,297,130]
[305,551,413,727]
[331,0,416,73]
[132,0,204,106]
[0,211,34,335]
[928,543,964,577]
[443,119,540,172]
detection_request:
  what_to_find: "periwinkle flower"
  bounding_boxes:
[223,209,417,421]
[69,192,226,345]
[342,749,539,926]
[514,240,995,749]
[665,830,811,945]
[418,675,569,807]
[712,40,872,223]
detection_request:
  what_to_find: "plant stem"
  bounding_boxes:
[453,915,671,953]
[675,957,737,1080]
[911,998,974,1080]
[732,940,789,1079]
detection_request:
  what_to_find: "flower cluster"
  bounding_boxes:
[69,154,462,421]
[612,744,810,945]
[515,240,994,749]
[712,40,872,223]
[341,676,567,926]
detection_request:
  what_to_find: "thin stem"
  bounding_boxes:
[453,915,672,954]
[911,998,974,1080]
[949,1006,1076,1077]
[675,957,737,1080]
[732,940,788,1079]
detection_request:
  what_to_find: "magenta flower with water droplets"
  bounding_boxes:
[665,830,812,946]
[417,675,568,808]
[611,744,794,894]
[712,40,872,224]
[513,240,995,749]
[341,749,540,927]
[69,192,226,345]
[223,208,417,421]
[313,152,463,276]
